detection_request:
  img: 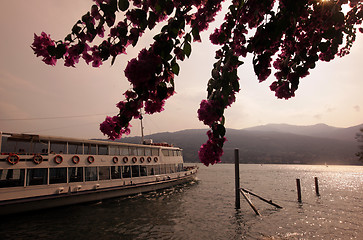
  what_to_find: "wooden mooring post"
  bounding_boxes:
[296,179,302,203]
[315,177,320,196]
[235,149,241,209]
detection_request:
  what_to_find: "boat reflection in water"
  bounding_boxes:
[0,132,197,215]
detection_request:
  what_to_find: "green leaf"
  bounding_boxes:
[232,79,240,92]
[135,9,147,30]
[55,44,67,59]
[72,24,82,35]
[319,42,329,53]
[215,124,226,138]
[183,42,191,58]
[64,34,72,42]
[185,33,191,42]
[111,56,117,66]
[47,45,56,56]
[212,68,220,79]
[118,0,129,11]
[171,61,180,75]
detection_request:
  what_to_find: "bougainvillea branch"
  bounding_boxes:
[32,0,363,166]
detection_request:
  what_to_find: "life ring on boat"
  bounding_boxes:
[140,157,145,163]
[112,156,118,164]
[154,157,158,162]
[132,157,137,163]
[7,153,20,165]
[33,154,43,164]
[87,156,95,164]
[72,155,80,164]
[54,155,63,164]
[122,156,128,163]
[147,157,152,163]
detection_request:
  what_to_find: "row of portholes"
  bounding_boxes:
[6,154,159,165]
[65,156,159,164]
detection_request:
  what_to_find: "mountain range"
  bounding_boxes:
[116,123,363,165]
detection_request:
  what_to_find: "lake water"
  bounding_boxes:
[1,164,363,239]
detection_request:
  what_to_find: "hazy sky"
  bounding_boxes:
[0,1,362,139]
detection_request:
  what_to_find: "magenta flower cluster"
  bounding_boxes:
[32,0,363,165]
[31,32,57,66]
[124,49,161,89]
[197,100,221,126]
[198,131,226,166]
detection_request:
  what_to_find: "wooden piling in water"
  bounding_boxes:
[296,179,302,203]
[235,149,240,209]
[241,188,283,209]
[314,177,320,196]
[240,189,261,216]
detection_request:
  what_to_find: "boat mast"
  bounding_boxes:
[140,114,144,144]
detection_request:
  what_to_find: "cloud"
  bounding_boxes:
[314,114,322,120]
[326,107,335,113]
[353,105,360,112]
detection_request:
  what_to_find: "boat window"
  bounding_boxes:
[122,166,131,178]
[85,167,98,181]
[98,145,108,155]
[69,167,83,182]
[165,164,175,173]
[131,165,140,177]
[68,143,83,154]
[129,147,137,156]
[137,148,144,156]
[160,165,166,174]
[169,164,176,173]
[0,136,9,152]
[109,146,119,155]
[144,148,151,156]
[50,142,67,154]
[147,166,155,175]
[49,168,67,184]
[27,168,48,186]
[177,163,183,172]
[140,166,147,176]
[154,165,160,175]
[32,141,49,154]
[84,144,97,155]
[162,149,169,156]
[111,166,122,179]
[0,169,25,188]
[151,148,159,156]
[3,137,31,154]
[120,147,128,156]
[99,166,110,180]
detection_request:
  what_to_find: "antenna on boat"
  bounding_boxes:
[140,112,144,144]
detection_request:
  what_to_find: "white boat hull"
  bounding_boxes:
[0,171,197,215]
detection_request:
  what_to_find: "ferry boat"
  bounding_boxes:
[0,132,198,215]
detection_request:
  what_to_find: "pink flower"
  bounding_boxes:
[145,99,165,114]
[124,48,161,88]
[197,99,221,126]
[198,130,226,166]
[99,116,122,140]
[31,32,57,66]
[269,81,295,100]
[100,116,132,140]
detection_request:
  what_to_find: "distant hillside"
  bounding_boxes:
[244,123,363,142]
[117,123,363,165]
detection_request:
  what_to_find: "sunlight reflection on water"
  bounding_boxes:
[0,164,362,239]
